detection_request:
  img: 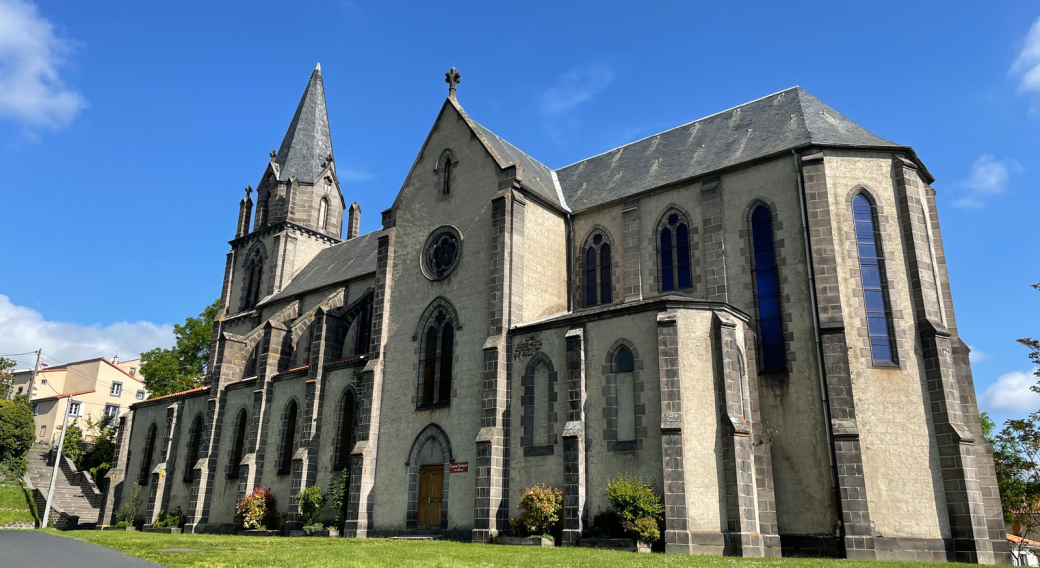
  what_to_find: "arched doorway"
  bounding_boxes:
[406,425,453,531]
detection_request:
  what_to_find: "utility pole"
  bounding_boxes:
[41,393,74,528]
[27,349,41,401]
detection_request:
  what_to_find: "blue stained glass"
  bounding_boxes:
[865,290,885,312]
[750,206,784,370]
[854,194,894,363]
[756,273,778,296]
[676,223,691,289]
[661,228,674,291]
[585,247,597,306]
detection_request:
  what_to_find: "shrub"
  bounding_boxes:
[236,487,278,530]
[115,520,131,528]
[153,507,184,529]
[603,473,665,544]
[303,522,325,536]
[296,484,327,527]
[0,456,27,480]
[328,471,348,527]
[623,516,660,543]
[115,484,143,526]
[0,399,33,466]
[509,484,562,538]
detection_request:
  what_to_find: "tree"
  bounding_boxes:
[0,356,16,400]
[80,414,117,485]
[0,397,34,478]
[140,300,219,398]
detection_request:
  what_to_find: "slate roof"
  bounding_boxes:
[555,87,904,212]
[260,229,381,305]
[273,63,333,185]
[468,120,564,209]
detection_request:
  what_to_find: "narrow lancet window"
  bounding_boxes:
[750,206,785,371]
[853,194,896,364]
[583,233,612,307]
[318,198,329,230]
[279,400,298,473]
[614,347,636,442]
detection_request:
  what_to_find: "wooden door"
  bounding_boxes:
[417,465,444,529]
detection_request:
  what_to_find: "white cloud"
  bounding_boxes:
[0,294,174,370]
[1012,16,1040,94]
[951,155,1022,209]
[538,63,614,115]
[0,0,86,130]
[968,345,989,364]
[980,370,1040,415]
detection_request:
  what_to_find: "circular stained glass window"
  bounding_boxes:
[422,226,463,280]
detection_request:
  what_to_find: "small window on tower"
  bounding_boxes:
[443,158,452,194]
[318,198,329,230]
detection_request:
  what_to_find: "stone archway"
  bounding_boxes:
[406,424,453,531]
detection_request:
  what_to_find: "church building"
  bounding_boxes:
[100,64,1010,563]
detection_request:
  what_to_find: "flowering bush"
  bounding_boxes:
[236,487,278,530]
[509,484,562,538]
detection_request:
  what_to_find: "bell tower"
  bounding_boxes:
[220,64,346,317]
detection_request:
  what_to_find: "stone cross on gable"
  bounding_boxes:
[245,185,253,199]
[445,67,461,99]
[269,150,277,159]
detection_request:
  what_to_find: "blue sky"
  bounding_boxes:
[1,1,1038,424]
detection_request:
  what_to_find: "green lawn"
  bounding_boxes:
[50,530,967,568]
[0,482,37,526]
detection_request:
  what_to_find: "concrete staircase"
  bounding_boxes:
[26,449,102,529]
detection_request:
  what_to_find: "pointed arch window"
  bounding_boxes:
[278,400,298,475]
[318,198,329,230]
[853,194,896,364]
[583,233,612,307]
[613,347,636,443]
[243,248,265,310]
[443,158,452,194]
[418,310,454,407]
[184,415,204,483]
[749,206,785,371]
[138,423,157,486]
[228,409,248,479]
[659,212,692,291]
[335,391,356,470]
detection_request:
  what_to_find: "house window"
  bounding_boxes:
[16,386,23,396]
[31,404,39,416]
[67,401,82,417]
[104,404,120,419]
[749,205,785,371]
[129,368,136,377]
[318,198,329,230]
[278,400,298,475]
[583,233,612,307]
[853,193,896,364]
[111,382,122,397]
[136,391,145,401]
[658,212,692,291]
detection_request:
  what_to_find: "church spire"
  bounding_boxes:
[272,63,333,184]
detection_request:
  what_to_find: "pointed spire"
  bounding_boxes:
[271,65,333,184]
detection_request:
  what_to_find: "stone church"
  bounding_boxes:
[100,64,1009,563]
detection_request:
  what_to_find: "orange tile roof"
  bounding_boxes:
[131,386,208,408]
[1008,534,1040,546]
[102,358,146,384]
[34,389,96,402]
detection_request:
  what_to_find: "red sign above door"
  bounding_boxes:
[450,462,468,473]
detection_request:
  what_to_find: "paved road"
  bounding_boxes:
[0,531,165,568]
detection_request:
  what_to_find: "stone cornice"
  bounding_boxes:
[228,220,342,248]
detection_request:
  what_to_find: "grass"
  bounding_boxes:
[0,481,37,526]
[49,530,968,568]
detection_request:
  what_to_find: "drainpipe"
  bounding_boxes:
[793,149,844,539]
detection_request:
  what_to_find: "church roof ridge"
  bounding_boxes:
[272,65,334,185]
